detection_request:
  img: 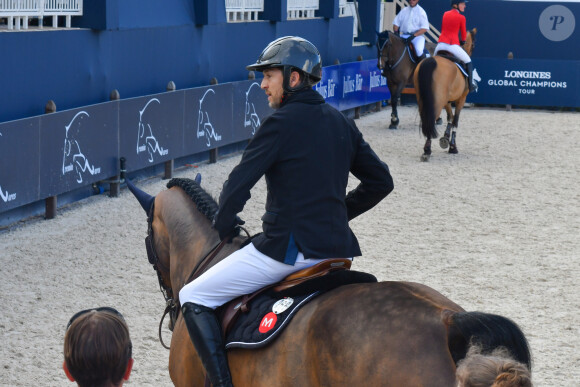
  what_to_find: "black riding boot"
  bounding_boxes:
[182,302,233,387]
[466,62,475,92]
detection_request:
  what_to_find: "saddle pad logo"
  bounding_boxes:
[259,312,278,333]
[272,298,294,314]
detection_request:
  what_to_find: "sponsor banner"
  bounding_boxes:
[468,58,580,107]
[316,60,390,111]
[183,84,234,155]
[0,117,41,211]
[39,102,119,197]
[119,91,185,172]
[231,80,273,142]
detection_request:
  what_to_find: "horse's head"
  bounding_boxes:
[464,28,477,56]
[127,174,206,334]
[377,31,406,73]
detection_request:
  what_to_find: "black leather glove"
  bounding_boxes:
[460,40,466,46]
[405,35,415,44]
[213,213,245,241]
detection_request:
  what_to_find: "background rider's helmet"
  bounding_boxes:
[451,0,466,7]
[246,36,322,92]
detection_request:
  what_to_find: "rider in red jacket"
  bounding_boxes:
[435,0,476,92]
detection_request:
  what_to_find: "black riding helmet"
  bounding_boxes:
[246,36,322,93]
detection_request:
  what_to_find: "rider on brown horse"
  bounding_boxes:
[178,36,394,387]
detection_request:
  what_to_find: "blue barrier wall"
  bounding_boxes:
[0,0,380,124]
[420,1,580,60]
[0,60,390,223]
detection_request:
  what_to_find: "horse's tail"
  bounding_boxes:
[447,311,532,371]
[416,57,438,139]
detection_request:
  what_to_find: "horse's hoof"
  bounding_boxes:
[439,137,449,149]
[448,147,458,154]
[388,124,398,130]
[436,118,443,125]
[421,154,430,162]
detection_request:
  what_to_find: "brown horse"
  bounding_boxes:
[414,28,477,161]
[377,31,437,129]
[127,175,531,387]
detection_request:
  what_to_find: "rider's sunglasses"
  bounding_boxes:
[66,307,126,331]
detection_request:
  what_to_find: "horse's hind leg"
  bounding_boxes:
[448,102,465,154]
[421,138,432,162]
[440,104,454,149]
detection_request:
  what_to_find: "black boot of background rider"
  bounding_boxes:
[466,62,475,92]
[182,302,233,387]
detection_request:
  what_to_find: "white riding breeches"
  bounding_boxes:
[434,43,471,63]
[401,34,426,57]
[179,242,352,309]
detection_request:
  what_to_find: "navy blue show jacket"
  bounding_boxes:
[213,88,393,264]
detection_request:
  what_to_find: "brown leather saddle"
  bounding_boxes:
[219,258,352,336]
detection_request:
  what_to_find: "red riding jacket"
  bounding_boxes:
[438,9,466,45]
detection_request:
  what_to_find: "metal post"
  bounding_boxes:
[164,82,176,179]
[506,52,514,111]
[354,56,363,119]
[108,91,121,196]
[45,100,57,219]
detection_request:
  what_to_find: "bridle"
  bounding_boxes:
[377,33,411,74]
[145,202,250,349]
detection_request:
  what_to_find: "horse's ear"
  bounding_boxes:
[195,173,201,184]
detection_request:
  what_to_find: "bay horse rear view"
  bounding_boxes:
[414,28,477,161]
[377,31,437,129]
[127,175,531,386]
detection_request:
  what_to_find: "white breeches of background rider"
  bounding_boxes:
[434,42,471,63]
[179,242,351,309]
[401,34,425,57]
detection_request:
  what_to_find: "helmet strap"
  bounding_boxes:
[282,66,311,94]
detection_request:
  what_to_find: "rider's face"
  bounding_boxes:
[261,68,284,109]
[409,0,419,7]
[458,2,466,11]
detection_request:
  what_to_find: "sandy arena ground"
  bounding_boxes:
[1,105,578,386]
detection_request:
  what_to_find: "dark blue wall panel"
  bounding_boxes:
[119,92,185,171]
[420,1,580,61]
[0,118,40,212]
[0,9,376,124]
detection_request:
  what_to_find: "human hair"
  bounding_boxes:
[456,346,532,387]
[63,308,132,387]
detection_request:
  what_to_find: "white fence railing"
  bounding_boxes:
[225,0,263,22]
[0,0,83,30]
[287,0,318,19]
[225,0,321,22]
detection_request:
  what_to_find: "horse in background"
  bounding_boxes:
[127,174,531,387]
[377,31,437,129]
[414,28,477,161]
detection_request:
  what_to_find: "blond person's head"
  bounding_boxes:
[63,307,133,387]
[456,346,532,387]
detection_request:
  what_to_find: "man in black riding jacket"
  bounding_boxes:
[179,36,394,387]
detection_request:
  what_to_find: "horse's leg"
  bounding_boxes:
[388,79,403,129]
[449,98,466,154]
[440,104,453,149]
[421,138,432,162]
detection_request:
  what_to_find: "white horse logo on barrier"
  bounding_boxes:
[62,111,101,183]
[136,98,168,162]
[244,82,262,135]
[196,89,222,147]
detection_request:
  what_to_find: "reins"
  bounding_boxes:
[378,33,411,73]
[150,220,251,349]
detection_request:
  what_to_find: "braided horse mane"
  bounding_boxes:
[166,177,218,222]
